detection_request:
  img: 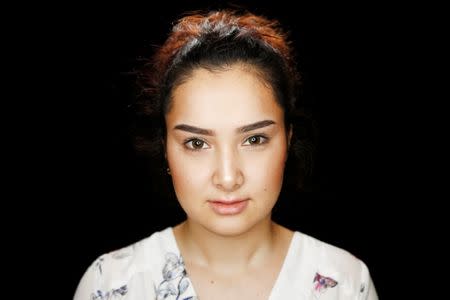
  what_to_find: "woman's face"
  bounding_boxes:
[165,64,292,236]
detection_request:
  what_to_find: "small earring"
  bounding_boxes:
[166,167,171,175]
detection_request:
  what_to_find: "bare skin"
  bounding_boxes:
[173,222,293,300]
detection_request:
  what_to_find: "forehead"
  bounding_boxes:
[167,66,284,127]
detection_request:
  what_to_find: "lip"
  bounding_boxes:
[208,199,249,215]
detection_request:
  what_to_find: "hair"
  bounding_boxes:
[133,9,316,204]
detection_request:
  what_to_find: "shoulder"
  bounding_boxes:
[74,227,175,299]
[298,232,364,274]
[292,231,378,299]
[94,227,173,280]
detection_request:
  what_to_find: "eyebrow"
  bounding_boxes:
[173,120,276,136]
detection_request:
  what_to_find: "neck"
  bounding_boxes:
[174,218,281,273]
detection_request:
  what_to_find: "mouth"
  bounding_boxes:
[207,199,249,215]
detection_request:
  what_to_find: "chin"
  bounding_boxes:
[201,216,264,237]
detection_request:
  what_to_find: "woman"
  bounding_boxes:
[74,10,378,300]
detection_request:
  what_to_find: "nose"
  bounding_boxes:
[212,147,244,192]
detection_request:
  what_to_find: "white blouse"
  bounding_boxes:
[74,227,378,299]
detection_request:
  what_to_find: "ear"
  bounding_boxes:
[285,124,293,162]
[287,124,293,149]
[161,138,167,159]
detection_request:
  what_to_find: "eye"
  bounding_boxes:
[184,138,208,151]
[243,135,268,146]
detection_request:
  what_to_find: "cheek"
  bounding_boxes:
[247,149,287,192]
[166,144,209,199]
[172,168,206,189]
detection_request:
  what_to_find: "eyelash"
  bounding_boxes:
[183,135,269,152]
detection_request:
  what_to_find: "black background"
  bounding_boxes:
[22,1,415,298]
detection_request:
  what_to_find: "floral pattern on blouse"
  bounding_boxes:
[89,254,129,299]
[312,272,338,298]
[156,252,197,300]
[91,285,128,300]
[94,256,105,275]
